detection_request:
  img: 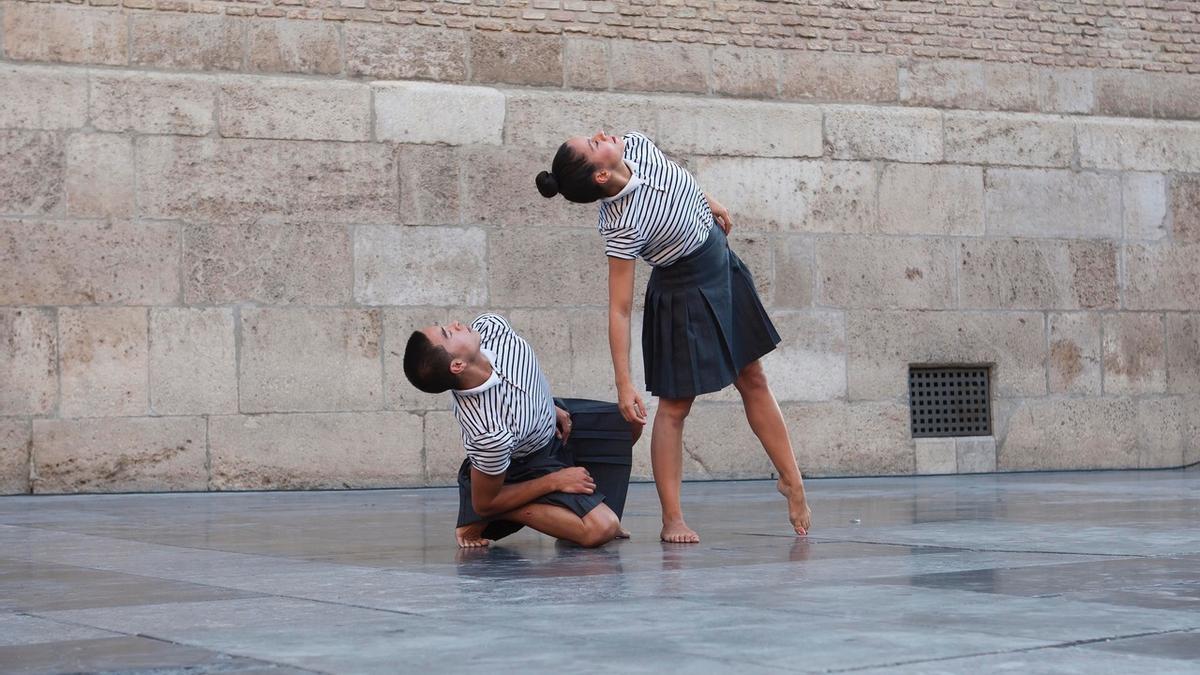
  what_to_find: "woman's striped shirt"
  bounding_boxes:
[596,131,713,267]
[451,314,557,476]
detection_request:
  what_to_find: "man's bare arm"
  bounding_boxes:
[470,466,595,518]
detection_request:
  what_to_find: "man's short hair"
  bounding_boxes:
[403,330,458,394]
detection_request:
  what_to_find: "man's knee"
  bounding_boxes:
[579,508,620,548]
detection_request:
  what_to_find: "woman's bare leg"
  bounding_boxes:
[651,396,700,543]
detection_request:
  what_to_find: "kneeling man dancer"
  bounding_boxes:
[404,314,641,548]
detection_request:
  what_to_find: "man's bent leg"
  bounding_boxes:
[499,502,621,548]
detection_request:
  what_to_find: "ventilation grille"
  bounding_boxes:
[908,367,992,438]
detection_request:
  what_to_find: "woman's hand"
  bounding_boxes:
[617,383,647,425]
[554,405,572,444]
[706,192,733,234]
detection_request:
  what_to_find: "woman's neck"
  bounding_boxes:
[603,160,633,198]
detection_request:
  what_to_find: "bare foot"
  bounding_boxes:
[660,519,700,544]
[777,479,812,536]
[615,527,632,539]
[455,522,492,548]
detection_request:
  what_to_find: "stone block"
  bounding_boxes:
[1094,69,1156,118]
[1167,314,1200,394]
[503,91,660,149]
[691,158,876,232]
[247,19,341,75]
[0,130,64,215]
[1038,68,1093,114]
[90,72,216,136]
[505,308,573,397]
[943,112,1073,168]
[396,144,462,226]
[655,98,821,158]
[130,13,244,71]
[984,63,1037,112]
[1169,174,1200,243]
[847,310,1046,400]
[470,31,561,86]
[0,309,56,416]
[354,226,486,306]
[0,420,30,495]
[1,5,127,65]
[184,223,351,305]
[137,137,397,224]
[239,308,383,414]
[488,228,607,306]
[0,219,179,306]
[1124,244,1200,311]
[382,307,470,412]
[999,398,1136,471]
[914,438,956,475]
[1077,119,1200,172]
[672,404,774,480]
[0,65,88,129]
[219,78,370,142]
[32,417,206,494]
[877,163,984,235]
[984,168,1121,239]
[374,81,503,145]
[729,231,773,303]
[956,437,996,473]
[824,105,942,163]
[779,52,899,104]
[149,308,237,416]
[1048,312,1102,396]
[712,47,777,99]
[1136,397,1195,469]
[568,308,644,400]
[1124,173,1168,241]
[563,38,609,91]
[58,307,148,418]
[1154,74,1200,121]
[901,60,985,109]
[784,401,914,477]
[774,236,813,309]
[461,145,592,227]
[816,238,956,310]
[760,310,845,402]
[345,24,467,81]
[424,410,463,485]
[65,134,133,218]
[1102,313,1166,396]
[958,239,1118,310]
[610,40,707,94]
[209,412,422,490]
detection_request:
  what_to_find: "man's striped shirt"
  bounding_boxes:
[596,131,713,267]
[451,314,556,476]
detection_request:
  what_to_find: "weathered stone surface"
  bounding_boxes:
[674,404,774,480]
[877,163,984,235]
[1124,243,1200,310]
[655,98,821,158]
[32,417,206,494]
[915,438,956,475]
[0,130,64,215]
[130,13,244,71]
[824,105,942,163]
[1124,173,1168,241]
[0,219,179,306]
[1093,69,1156,118]
[240,308,383,414]
[563,38,609,91]
[1077,119,1200,172]
[137,137,398,224]
[943,112,1073,168]
[505,309,573,397]
[355,226,486,306]
[0,420,30,495]
[774,236,813,309]
[149,308,237,416]
[1167,314,1200,394]
[1048,312,1102,396]
[847,311,1046,400]
[956,437,997,473]
[0,65,88,130]
[1,5,127,65]
[488,228,607,306]
[423,410,463,485]
[1102,313,1166,396]
[901,60,984,109]
[58,307,148,418]
[610,40,707,94]
[247,19,341,75]
[984,168,1121,238]
[461,145,592,227]
[219,78,370,142]
[470,31,561,86]
[90,72,216,136]
[779,53,898,103]
[691,158,876,232]
[65,134,133,218]
[568,309,644,401]
[345,24,467,81]
[1038,68,1093,114]
[209,412,422,490]
[503,92,659,150]
[374,81,503,145]
[713,47,778,98]
[958,239,1118,310]
[1155,73,1200,121]
[759,311,845,402]
[0,309,56,416]
[1136,397,1196,469]
[184,222,351,306]
[817,238,956,310]
[397,145,462,226]
[984,63,1037,112]
[999,398,1136,471]
[1169,174,1200,243]
[784,401,914,476]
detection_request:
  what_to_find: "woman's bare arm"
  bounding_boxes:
[607,256,647,424]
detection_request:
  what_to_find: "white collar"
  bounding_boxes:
[600,160,644,203]
[452,348,501,395]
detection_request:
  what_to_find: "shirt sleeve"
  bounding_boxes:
[471,313,513,343]
[462,426,515,476]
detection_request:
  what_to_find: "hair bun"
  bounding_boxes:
[535,170,559,198]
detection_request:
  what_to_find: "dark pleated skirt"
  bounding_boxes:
[642,225,781,399]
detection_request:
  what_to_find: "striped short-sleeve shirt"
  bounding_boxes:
[596,131,713,267]
[451,314,557,476]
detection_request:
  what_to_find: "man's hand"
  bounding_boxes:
[554,405,573,444]
[552,466,595,494]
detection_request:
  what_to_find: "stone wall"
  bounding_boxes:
[1,0,1198,494]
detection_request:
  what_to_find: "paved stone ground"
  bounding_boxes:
[0,470,1197,674]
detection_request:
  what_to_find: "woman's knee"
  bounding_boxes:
[735,360,769,393]
[656,397,695,423]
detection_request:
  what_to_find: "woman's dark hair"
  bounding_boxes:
[403,331,459,394]
[536,141,606,203]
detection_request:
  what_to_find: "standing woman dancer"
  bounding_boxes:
[535,131,812,543]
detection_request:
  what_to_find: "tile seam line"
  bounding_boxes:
[735,534,1151,559]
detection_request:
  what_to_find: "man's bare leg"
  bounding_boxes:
[455,521,491,548]
[500,502,622,548]
[651,396,700,543]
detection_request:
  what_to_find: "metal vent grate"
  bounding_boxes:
[908,367,992,438]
